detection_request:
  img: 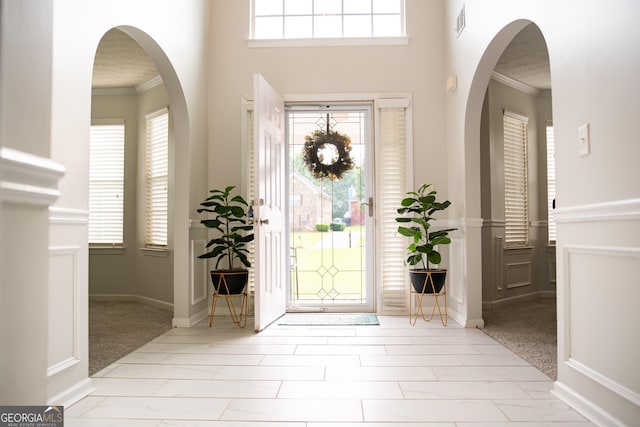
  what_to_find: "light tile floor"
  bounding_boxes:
[67,315,595,426]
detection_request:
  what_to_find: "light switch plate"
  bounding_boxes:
[578,123,590,156]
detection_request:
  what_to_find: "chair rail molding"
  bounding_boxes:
[446,217,484,228]
[0,147,65,206]
[555,198,640,223]
[49,207,89,224]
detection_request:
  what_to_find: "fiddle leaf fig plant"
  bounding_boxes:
[395,183,456,270]
[197,185,254,270]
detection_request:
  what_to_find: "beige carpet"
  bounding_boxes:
[89,299,557,379]
[481,297,557,380]
[89,300,173,375]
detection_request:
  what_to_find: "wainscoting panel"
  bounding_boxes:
[553,198,640,425]
[190,239,208,306]
[447,236,465,314]
[564,245,640,403]
[505,261,531,289]
[47,246,80,375]
[494,236,504,291]
[548,257,556,285]
[177,220,210,327]
[47,208,92,405]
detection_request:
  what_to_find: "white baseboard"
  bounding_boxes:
[482,291,555,310]
[464,317,485,328]
[47,378,95,407]
[439,305,478,328]
[173,306,209,328]
[89,294,174,312]
[553,381,626,427]
[539,290,557,298]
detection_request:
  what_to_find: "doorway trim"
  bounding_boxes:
[103,26,193,327]
[285,102,375,313]
[242,91,413,315]
[461,19,535,328]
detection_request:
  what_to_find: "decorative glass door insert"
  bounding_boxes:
[287,105,373,312]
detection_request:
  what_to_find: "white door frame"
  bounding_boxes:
[285,102,375,312]
[242,92,413,315]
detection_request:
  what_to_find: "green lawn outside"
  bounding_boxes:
[289,229,367,301]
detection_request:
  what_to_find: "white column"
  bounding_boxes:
[0,0,59,404]
[0,149,64,404]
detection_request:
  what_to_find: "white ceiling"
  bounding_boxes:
[494,24,551,90]
[92,25,551,91]
[92,29,159,89]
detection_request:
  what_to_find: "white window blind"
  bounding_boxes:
[503,110,529,246]
[145,108,169,247]
[252,0,405,39]
[246,107,256,293]
[377,102,411,312]
[546,123,556,244]
[89,121,125,245]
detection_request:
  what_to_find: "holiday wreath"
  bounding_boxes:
[302,129,355,181]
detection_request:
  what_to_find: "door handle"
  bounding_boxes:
[361,197,374,217]
[260,218,269,225]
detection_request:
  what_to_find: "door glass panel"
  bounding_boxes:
[287,107,371,311]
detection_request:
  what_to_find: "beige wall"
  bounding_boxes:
[208,0,447,195]
[90,93,139,295]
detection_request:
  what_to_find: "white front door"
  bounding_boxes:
[253,73,287,331]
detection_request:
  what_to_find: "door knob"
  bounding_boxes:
[260,218,269,225]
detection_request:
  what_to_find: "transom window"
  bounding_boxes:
[251,0,405,39]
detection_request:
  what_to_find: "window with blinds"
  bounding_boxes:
[376,101,411,312]
[89,121,125,246]
[503,110,529,246]
[144,108,169,248]
[245,107,256,293]
[546,123,556,244]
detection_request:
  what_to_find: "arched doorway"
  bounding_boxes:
[465,21,557,378]
[88,27,191,373]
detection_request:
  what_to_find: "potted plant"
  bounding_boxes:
[197,185,254,295]
[395,183,456,294]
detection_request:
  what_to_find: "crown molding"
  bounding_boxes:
[491,71,540,96]
[136,75,163,93]
[91,75,163,96]
[91,87,137,96]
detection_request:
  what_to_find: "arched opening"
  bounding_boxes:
[465,21,557,379]
[88,27,190,374]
